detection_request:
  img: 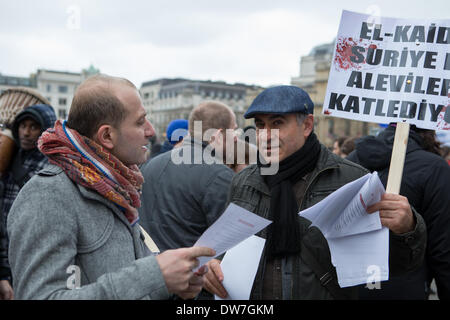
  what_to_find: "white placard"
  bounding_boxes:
[323,10,450,131]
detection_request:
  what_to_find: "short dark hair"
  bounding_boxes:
[66,74,136,138]
[341,137,356,156]
[335,136,348,148]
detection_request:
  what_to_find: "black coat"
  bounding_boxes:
[347,126,450,300]
[0,180,11,280]
[229,144,426,299]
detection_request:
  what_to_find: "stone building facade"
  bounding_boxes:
[140,78,264,140]
[0,65,100,121]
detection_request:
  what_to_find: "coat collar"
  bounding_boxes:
[76,182,135,230]
[38,164,135,229]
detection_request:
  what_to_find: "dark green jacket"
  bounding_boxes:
[227,145,426,299]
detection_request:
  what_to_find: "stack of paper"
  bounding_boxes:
[299,172,389,287]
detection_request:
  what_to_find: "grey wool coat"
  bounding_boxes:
[7,164,170,300]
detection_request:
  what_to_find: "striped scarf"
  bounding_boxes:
[38,120,143,225]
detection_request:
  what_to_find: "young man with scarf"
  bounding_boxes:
[7,74,214,300]
[203,85,426,300]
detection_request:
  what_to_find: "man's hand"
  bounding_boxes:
[367,193,415,234]
[203,259,228,299]
[0,280,14,300]
[156,246,215,299]
[175,265,209,300]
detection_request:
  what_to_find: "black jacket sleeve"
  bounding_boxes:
[389,208,427,276]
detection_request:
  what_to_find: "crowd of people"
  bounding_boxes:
[0,74,448,300]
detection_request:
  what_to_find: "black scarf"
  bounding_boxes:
[258,132,321,259]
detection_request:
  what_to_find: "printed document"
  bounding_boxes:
[194,203,271,270]
[299,172,389,287]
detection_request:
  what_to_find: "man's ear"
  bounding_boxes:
[209,128,223,144]
[94,124,116,150]
[303,114,314,137]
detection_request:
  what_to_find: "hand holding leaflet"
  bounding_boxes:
[300,173,384,237]
[299,172,389,287]
[193,203,272,270]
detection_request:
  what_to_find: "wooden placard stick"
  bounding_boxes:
[385,121,410,194]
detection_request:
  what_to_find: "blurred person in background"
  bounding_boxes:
[0,104,56,300]
[340,137,357,158]
[332,136,348,157]
[440,146,450,165]
[347,124,450,300]
[225,138,258,173]
[139,101,236,253]
[161,119,189,154]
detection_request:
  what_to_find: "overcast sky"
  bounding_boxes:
[0,0,448,87]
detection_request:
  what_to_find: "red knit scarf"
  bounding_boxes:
[38,120,143,225]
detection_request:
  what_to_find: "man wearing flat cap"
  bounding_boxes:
[203,85,426,299]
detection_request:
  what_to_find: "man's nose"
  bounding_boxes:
[145,119,155,138]
[264,128,273,141]
[257,129,270,145]
[23,126,32,136]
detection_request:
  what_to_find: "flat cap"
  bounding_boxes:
[244,85,314,119]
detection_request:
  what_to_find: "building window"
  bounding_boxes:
[58,109,67,119]
[58,85,68,93]
[328,119,334,135]
[59,98,67,106]
[345,120,351,136]
[46,84,51,92]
